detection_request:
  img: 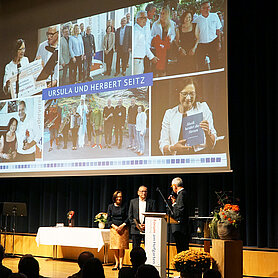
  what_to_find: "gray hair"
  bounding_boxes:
[136,11,147,22]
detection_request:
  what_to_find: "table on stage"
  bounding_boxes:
[36,227,110,261]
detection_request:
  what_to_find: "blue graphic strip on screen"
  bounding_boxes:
[42,73,153,100]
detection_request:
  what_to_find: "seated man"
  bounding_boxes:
[118,247,147,278]
[68,251,94,278]
[0,244,12,278]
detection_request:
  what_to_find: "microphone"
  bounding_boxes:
[45,45,56,53]
[168,190,177,200]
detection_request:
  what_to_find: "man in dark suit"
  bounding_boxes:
[113,98,126,149]
[169,177,190,253]
[128,185,156,248]
[83,26,96,81]
[115,17,132,76]
[0,244,12,278]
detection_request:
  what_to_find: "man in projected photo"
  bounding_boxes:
[103,98,114,148]
[60,26,71,86]
[115,17,132,76]
[83,26,96,82]
[16,100,39,162]
[134,11,158,75]
[36,25,59,87]
[113,98,126,149]
[194,1,222,70]
[144,3,157,73]
[127,97,138,150]
[159,77,216,155]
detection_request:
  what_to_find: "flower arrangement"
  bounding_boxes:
[94,212,108,223]
[172,250,215,274]
[209,191,241,239]
[67,210,75,220]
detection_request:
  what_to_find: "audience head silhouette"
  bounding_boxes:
[136,264,160,278]
[203,269,222,278]
[0,244,4,262]
[78,251,94,269]
[8,274,27,278]
[82,258,105,278]
[18,254,40,278]
[130,247,147,270]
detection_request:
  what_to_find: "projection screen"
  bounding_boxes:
[0,0,230,177]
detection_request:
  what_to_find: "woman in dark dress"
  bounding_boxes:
[176,11,198,73]
[0,117,18,162]
[107,190,129,270]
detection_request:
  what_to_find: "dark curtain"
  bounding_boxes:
[0,0,278,249]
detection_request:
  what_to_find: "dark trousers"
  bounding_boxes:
[84,52,92,78]
[114,125,123,147]
[104,121,113,145]
[105,50,113,75]
[62,124,70,148]
[132,234,144,249]
[61,63,70,85]
[173,231,189,254]
[71,128,79,148]
[196,38,219,71]
[87,123,93,142]
[71,55,83,83]
[116,45,128,74]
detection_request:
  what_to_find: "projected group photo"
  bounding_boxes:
[0,0,228,175]
[43,87,149,160]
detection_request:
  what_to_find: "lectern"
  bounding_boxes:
[143,212,167,278]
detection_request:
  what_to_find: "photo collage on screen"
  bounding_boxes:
[0,0,228,173]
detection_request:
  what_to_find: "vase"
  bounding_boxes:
[98,222,105,229]
[217,222,240,240]
[180,271,202,278]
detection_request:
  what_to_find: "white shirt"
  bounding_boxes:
[3,57,29,92]
[139,198,146,224]
[194,13,222,43]
[134,23,154,60]
[36,40,58,82]
[136,111,147,133]
[159,102,217,154]
[144,18,152,47]
[16,115,40,155]
[151,19,176,43]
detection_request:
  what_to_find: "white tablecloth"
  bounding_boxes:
[36,227,110,251]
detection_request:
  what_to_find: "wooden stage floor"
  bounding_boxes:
[3,257,179,278]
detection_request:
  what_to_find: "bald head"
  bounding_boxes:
[138,186,148,201]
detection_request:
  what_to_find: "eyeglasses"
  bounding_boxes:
[180,91,196,98]
[139,190,148,193]
[171,184,177,188]
[46,31,58,37]
[139,17,147,20]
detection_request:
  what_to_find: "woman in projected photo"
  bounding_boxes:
[103,25,115,76]
[3,39,29,99]
[176,11,198,73]
[0,117,18,162]
[107,190,129,270]
[159,77,217,155]
[69,24,85,83]
[151,6,176,77]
